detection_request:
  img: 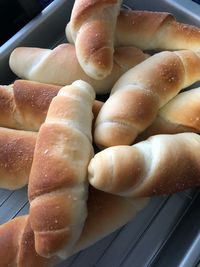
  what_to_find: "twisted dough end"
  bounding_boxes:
[94,87,160,147]
[69,0,121,80]
[88,146,144,195]
[28,81,95,259]
[75,20,114,80]
[94,121,137,148]
[89,133,200,198]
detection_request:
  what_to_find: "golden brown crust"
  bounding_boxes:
[113,46,149,69]
[0,216,26,267]
[160,88,200,130]
[94,50,200,147]
[0,80,61,131]
[163,20,200,51]
[116,10,173,49]
[0,190,148,266]
[70,0,122,79]
[28,81,95,258]
[112,51,186,101]
[0,119,147,263]
[75,20,114,78]
[175,50,200,86]
[115,10,200,51]
[13,80,61,129]
[0,127,36,190]
[0,79,104,131]
[0,85,16,128]
[0,215,59,267]
[18,217,59,267]
[28,124,91,199]
[68,9,200,52]
[94,88,160,147]
[71,0,119,28]
[133,133,200,197]
[137,88,200,142]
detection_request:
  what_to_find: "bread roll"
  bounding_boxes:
[137,87,200,141]
[89,132,200,197]
[67,10,200,52]
[9,44,148,94]
[115,10,200,51]
[28,81,95,258]
[2,86,200,191]
[0,191,148,266]
[0,79,103,131]
[0,80,61,131]
[94,50,200,147]
[69,0,122,79]
[0,215,61,267]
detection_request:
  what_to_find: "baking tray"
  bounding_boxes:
[0,0,200,266]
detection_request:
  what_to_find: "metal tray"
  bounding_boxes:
[1,0,200,266]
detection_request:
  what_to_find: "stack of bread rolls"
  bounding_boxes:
[1,0,200,266]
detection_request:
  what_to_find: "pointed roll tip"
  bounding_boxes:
[58,80,96,101]
[88,152,111,191]
[9,47,27,77]
[82,59,113,80]
[9,46,51,80]
[65,22,74,43]
[76,32,114,80]
[72,80,96,99]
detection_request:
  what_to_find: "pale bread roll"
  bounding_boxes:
[89,132,200,197]
[9,44,148,94]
